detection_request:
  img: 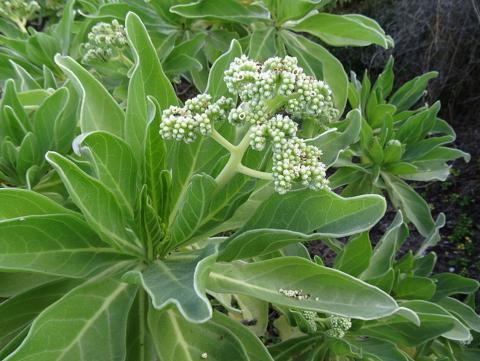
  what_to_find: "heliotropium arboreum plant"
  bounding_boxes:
[159,55,337,194]
[81,19,128,63]
[0,13,413,361]
[0,0,40,32]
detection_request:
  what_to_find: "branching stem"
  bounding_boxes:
[237,164,273,180]
[214,128,273,188]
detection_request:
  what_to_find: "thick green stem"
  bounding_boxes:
[214,129,254,188]
[138,289,147,361]
[237,164,273,180]
[211,128,236,153]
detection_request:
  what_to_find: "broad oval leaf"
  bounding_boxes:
[382,173,435,237]
[0,279,79,350]
[148,307,250,361]
[123,247,217,323]
[249,27,277,61]
[438,297,480,333]
[46,152,142,256]
[73,131,140,219]
[33,87,71,156]
[169,174,217,246]
[208,257,399,320]
[401,300,472,343]
[238,188,386,237]
[212,311,273,361]
[125,12,177,110]
[290,13,393,48]
[334,232,372,277]
[0,189,73,220]
[170,0,270,24]
[4,279,136,361]
[54,55,125,137]
[0,214,129,277]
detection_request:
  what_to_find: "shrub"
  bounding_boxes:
[0,2,478,361]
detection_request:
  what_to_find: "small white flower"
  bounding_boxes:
[0,0,40,26]
[82,20,127,63]
[160,95,233,143]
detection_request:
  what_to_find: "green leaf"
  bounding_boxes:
[438,297,480,333]
[396,103,440,146]
[219,229,312,262]
[361,212,407,281]
[206,39,242,100]
[74,131,140,219]
[309,109,361,166]
[125,291,155,361]
[360,312,454,347]
[394,276,436,300]
[264,0,321,24]
[17,132,40,180]
[46,152,141,256]
[208,257,399,320]
[125,12,177,110]
[123,247,217,323]
[415,213,445,257]
[235,295,268,336]
[373,56,395,98]
[10,61,41,91]
[334,232,372,277]
[238,188,386,236]
[170,0,270,24]
[290,13,393,48]
[402,300,472,342]
[144,101,169,218]
[281,31,348,114]
[390,72,438,112]
[219,187,385,261]
[169,174,217,246]
[33,87,71,156]
[268,335,320,361]
[4,279,136,361]
[0,280,79,350]
[0,188,73,220]
[249,27,277,61]
[148,308,250,361]
[0,272,58,298]
[0,214,129,277]
[167,128,234,229]
[164,33,206,76]
[212,311,273,360]
[382,173,435,237]
[54,0,75,55]
[54,55,125,137]
[348,337,411,361]
[431,273,479,301]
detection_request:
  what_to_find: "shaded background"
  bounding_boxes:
[331,0,480,279]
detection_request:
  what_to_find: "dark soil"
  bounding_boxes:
[309,0,480,283]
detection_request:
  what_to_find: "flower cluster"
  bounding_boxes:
[302,310,318,333]
[82,20,128,63]
[326,316,352,338]
[224,55,338,122]
[0,0,40,27]
[224,56,335,193]
[160,95,233,143]
[272,136,328,194]
[45,0,63,11]
[159,55,335,194]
